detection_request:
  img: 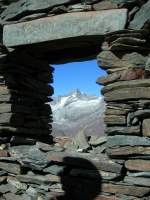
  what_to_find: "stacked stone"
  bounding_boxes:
[0,49,54,145]
[97,29,150,199]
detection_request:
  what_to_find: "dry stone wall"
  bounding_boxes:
[0,0,150,200]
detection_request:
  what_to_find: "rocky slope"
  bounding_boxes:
[50,89,105,137]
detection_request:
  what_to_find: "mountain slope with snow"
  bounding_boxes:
[50,90,105,137]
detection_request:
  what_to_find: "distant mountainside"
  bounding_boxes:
[50,89,105,137]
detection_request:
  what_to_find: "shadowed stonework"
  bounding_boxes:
[0,0,150,199]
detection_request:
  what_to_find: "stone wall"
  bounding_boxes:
[0,0,150,200]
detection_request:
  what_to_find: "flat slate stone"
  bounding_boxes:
[107,135,150,148]
[1,0,76,21]
[129,0,150,30]
[106,126,140,136]
[124,176,150,187]
[125,159,150,172]
[105,87,150,101]
[102,79,150,94]
[3,9,127,47]
[107,146,150,157]
[101,183,150,197]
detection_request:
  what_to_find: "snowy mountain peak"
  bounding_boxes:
[50,90,105,137]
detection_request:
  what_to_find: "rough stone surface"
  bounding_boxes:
[3,10,127,47]
[125,159,150,172]
[129,0,150,29]
[142,119,150,137]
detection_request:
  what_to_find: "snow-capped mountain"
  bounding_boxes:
[50,89,105,137]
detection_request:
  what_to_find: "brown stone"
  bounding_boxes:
[125,159,150,172]
[107,146,150,157]
[96,73,120,85]
[106,126,140,136]
[95,196,119,200]
[104,115,126,125]
[143,119,150,137]
[0,150,9,157]
[101,183,150,197]
[105,107,128,115]
[93,1,118,11]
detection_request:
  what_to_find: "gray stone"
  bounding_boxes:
[124,176,150,187]
[102,79,150,94]
[89,136,106,146]
[9,145,50,170]
[127,172,150,177]
[107,135,150,148]
[47,151,122,173]
[43,165,65,175]
[1,0,76,21]
[16,174,60,185]
[97,51,148,70]
[0,161,21,174]
[7,176,27,191]
[3,10,127,47]
[107,146,150,157]
[105,87,150,102]
[129,0,150,29]
[106,126,140,136]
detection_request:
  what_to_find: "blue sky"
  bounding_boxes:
[52,60,106,96]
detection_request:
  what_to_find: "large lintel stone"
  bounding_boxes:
[3,9,127,47]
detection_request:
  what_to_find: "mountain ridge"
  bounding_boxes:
[50,89,105,137]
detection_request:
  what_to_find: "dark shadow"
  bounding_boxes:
[57,157,102,200]
[0,49,54,145]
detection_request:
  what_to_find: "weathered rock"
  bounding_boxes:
[89,136,106,146]
[47,152,122,173]
[93,1,118,10]
[106,126,140,136]
[7,176,28,191]
[143,119,150,137]
[1,0,77,21]
[16,174,60,185]
[107,146,150,157]
[104,115,126,125]
[101,183,150,197]
[125,159,150,172]
[105,87,150,101]
[107,135,150,148]
[129,0,150,29]
[97,51,148,70]
[124,176,150,187]
[0,161,21,174]
[9,145,50,170]
[43,165,65,175]
[127,171,150,177]
[105,107,129,115]
[3,10,127,47]
[96,73,120,85]
[102,79,150,94]
[3,193,24,200]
